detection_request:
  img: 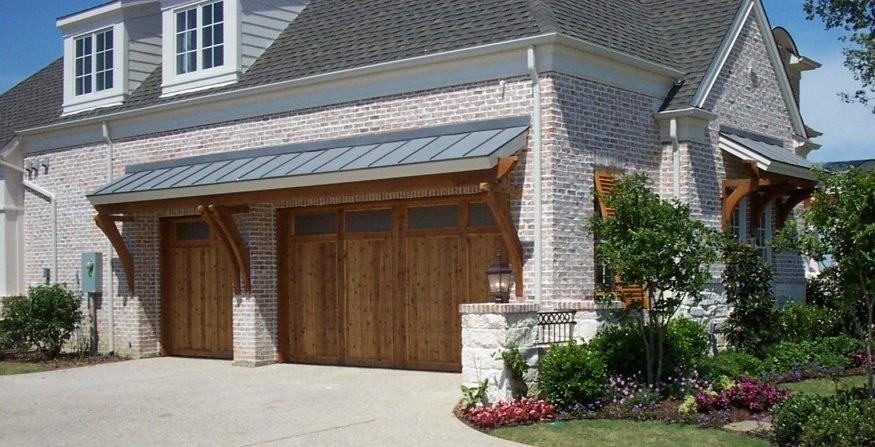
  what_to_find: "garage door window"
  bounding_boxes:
[408,205,458,229]
[468,202,497,226]
[176,222,210,240]
[346,209,392,233]
[295,213,337,235]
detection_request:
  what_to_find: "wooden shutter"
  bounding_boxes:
[593,169,649,309]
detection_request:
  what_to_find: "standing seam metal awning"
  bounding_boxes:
[88,116,529,205]
[719,131,816,181]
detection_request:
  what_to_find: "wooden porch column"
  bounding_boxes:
[721,178,759,229]
[198,204,251,294]
[777,188,815,228]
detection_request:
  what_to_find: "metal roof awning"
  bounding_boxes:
[719,131,816,181]
[88,116,529,205]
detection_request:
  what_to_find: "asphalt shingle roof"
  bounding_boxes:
[0,0,754,146]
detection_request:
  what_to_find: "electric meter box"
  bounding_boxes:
[81,252,102,294]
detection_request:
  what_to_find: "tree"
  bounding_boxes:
[774,167,875,397]
[803,0,875,112]
[587,174,721,385]
[721,237,779,356]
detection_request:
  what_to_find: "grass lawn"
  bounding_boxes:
[0,362,49,375]
[491,420,767,447]
[778,375,869,396]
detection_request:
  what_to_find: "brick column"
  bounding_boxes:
[115,213,160,358]
[232,204,278,366]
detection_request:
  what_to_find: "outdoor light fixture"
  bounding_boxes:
[487,251,512,304]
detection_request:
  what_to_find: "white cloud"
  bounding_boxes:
[800,54,875,162]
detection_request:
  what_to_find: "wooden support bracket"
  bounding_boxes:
[198,205,243,295]
[210,204,251,294]
[94,212,135,295]
[721,178,759,229]
[481,182,524,297]
[777,188,814,228]
[496,156,519,180]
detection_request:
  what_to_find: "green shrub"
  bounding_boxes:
[539,342,607,407]
[592,318,709,378]
[1,285,82,359]
[772,393,826,446]
[766,335,865,372]
[720,238,778,356]
[665,317,710,373]
[698,350,766,381]
[775,302,843,342]
[773,391,875,447]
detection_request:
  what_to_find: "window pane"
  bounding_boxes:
[83,36,91,54]
[295,213,337,235]
[96,72,104,90]
[176,222,210,241]
[214,2,223,22]
[104,30,113,49]
[203,48,213,69]
[176,11,186,32]
[408,205,458,229]
[76,38,84,56]
[203,26,213,47]
[214,45,223,67]
[468,203,496,226]
[97,55,104,71]
[346,209,392,233]
[187,9,197,29]
[214,23,223,45]
[75,78,84,96]
[203,3,213,24]
[96,33,104,52]
[104,73,113,89]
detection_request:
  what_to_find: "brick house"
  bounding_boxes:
[0,0,819,383]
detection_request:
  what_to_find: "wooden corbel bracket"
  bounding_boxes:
[480,182,524,297]
[94,212,136,295]
[199,204,251,294]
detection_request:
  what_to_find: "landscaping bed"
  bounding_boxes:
[0,351,126,376]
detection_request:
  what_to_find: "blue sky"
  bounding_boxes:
[0,0,872,161]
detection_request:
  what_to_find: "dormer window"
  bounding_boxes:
[74,29,114,96]
[161,0,238,97]
[175,1,224,75]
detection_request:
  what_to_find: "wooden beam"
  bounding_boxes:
[748,184,796,236]
[94,212,135,295]
[198,205,242,295]
[95,169,496,214]
[721,178,759,229]
[777,188,814,228]
[210,205,251,294]
[481,183,524,297]
[107,214,134,222]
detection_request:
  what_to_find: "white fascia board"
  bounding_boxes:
[56,1,156,27]
[21,32,684,151]
[552,34,686,79]
[694,0,807,138]
[718,136,816,181]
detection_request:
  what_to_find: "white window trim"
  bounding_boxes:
[62,23,127,116]
[161,0,239,97]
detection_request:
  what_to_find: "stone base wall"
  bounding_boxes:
[460,301,624,404]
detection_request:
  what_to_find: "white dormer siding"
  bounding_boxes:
[160,0,241,96]
[240,0,309,71]
[58,1,162,116]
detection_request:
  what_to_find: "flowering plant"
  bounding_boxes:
[693,377,790,413]
[462,398,557,429]
[849,349,868,368]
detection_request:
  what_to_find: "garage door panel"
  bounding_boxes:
[404,235,463,369]
[163,218,233,360]
[344,237,395,366]
[291,240,340,363]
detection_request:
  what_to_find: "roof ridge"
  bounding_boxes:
[527,0,558,34]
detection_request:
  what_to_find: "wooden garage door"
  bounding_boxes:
[279,199,503,371]
[161,217,234,359]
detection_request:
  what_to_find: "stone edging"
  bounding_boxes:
[459,300,625,314]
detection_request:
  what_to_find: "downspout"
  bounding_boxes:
[670,118,680,200]
[0,151,57,284]
[102,122,115,354]
[527,46,543,304]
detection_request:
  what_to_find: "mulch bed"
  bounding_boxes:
[0,351,127,370]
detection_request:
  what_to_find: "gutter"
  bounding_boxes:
[18,33,685,138]
[670,118,680,200]
[527,46,543,305]
[102,122,115,354]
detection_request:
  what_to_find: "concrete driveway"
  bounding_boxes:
[0,357,517,446]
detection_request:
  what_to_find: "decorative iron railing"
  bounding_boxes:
[537,311,576,345]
